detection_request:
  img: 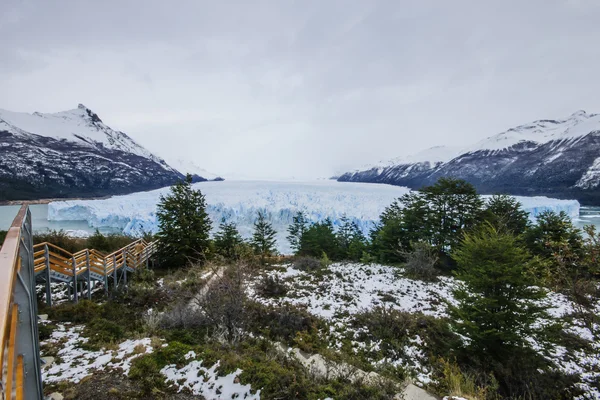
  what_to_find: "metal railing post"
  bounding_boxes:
[86,250,91,300]
[44,244,52,307]
[103,258,108,295]
[113,254,118,289]
[72,255,78,303]
[122,249,127,285]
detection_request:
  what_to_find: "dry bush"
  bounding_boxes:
[399,241,438,281]
[293,256,321,272]
[161,263,251,344]
[256,275,288,297]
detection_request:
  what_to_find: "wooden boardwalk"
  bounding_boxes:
[0,205,157,400]
[34,237,157,305]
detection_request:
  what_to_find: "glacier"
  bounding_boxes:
[47,180,581,254]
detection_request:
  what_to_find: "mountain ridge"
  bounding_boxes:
[0,105,216,201]
[337,110,600,205]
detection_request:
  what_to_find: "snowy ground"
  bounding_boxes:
[42,323,154,383]
[41,322,260,398]
[47,180,581,253]
[248,263,600,398]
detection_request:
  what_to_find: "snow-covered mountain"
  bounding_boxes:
[0,104,197,200]
[163,158,223,182]
[338,111,600,205]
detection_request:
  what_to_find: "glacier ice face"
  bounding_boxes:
[47,180,581,254]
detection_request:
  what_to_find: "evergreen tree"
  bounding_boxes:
[287,211,309,253]
[371,178,482,265]
[525,210,584,287]
[156,174,212,268]
[298,218,339,260]
[449,224,552,394]
[336,216,368,261]
[421,178,483,253]
[525,210,583,259]
[88,229,109,252]
[251,211,277,264]
[214,219,243,260]
[482,194,529,235]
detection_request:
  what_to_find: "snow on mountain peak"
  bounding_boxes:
[465,110,600,153]
[164,157,221,180]
[0,105,173,171]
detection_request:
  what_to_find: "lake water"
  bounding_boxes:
[1,203,600,235]
[0,204,119,235]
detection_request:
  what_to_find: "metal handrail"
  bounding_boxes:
[0,205,44,400]
[1,206,158,399]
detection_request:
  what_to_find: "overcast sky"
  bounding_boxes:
[1,0,600,179]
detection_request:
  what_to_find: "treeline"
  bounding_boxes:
[152,176,600,398]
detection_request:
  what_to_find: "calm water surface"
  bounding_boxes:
[0,204,118,234]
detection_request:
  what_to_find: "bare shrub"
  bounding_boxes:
[256,275,288,297]
[399,241,438,281]
[293,256,321,272]
[142,309,162,335]
[191,263,249,343]
[160,301,203,330]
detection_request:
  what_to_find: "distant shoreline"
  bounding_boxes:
[0,195,112,206]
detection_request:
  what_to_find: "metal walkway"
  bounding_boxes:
[0,205,157,400]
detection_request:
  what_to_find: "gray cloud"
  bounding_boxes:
[1,0,600,179]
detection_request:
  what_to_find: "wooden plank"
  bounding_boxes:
[33,249,46,258]
[5,303,18,397]
[33,256,46,265]
[47,251,71,263]
[16,354,24,400]
[48,257,71,269]
[44,242,73,256]
[50,264,74,277]
[0,205,25,378]
[34,265,47,274]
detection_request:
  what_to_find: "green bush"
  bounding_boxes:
[128,354,165,394]
[246,302,324,348]
[33,229,135,254]
[83,318,125,347]
[152,341,194,367]
[349,307,460,376]
[38,323,56,342]
[49,300,102,323]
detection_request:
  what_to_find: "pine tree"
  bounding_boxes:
[214,219,243,260]
[287,211,309,253]
[251,211,277,264]
[156,174,212,268]
[449,224,550,386]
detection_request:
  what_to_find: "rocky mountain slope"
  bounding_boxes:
[0,104,213,200]
[338,111,600,205]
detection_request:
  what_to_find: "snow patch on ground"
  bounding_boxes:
[41,322,262,397]
[161,352,260,399]
[249,263,600,397]
[42,324,153,384]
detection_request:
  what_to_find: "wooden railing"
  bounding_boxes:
[0,205,43,400]
[1,205,158,399]
[33,238,157,305]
